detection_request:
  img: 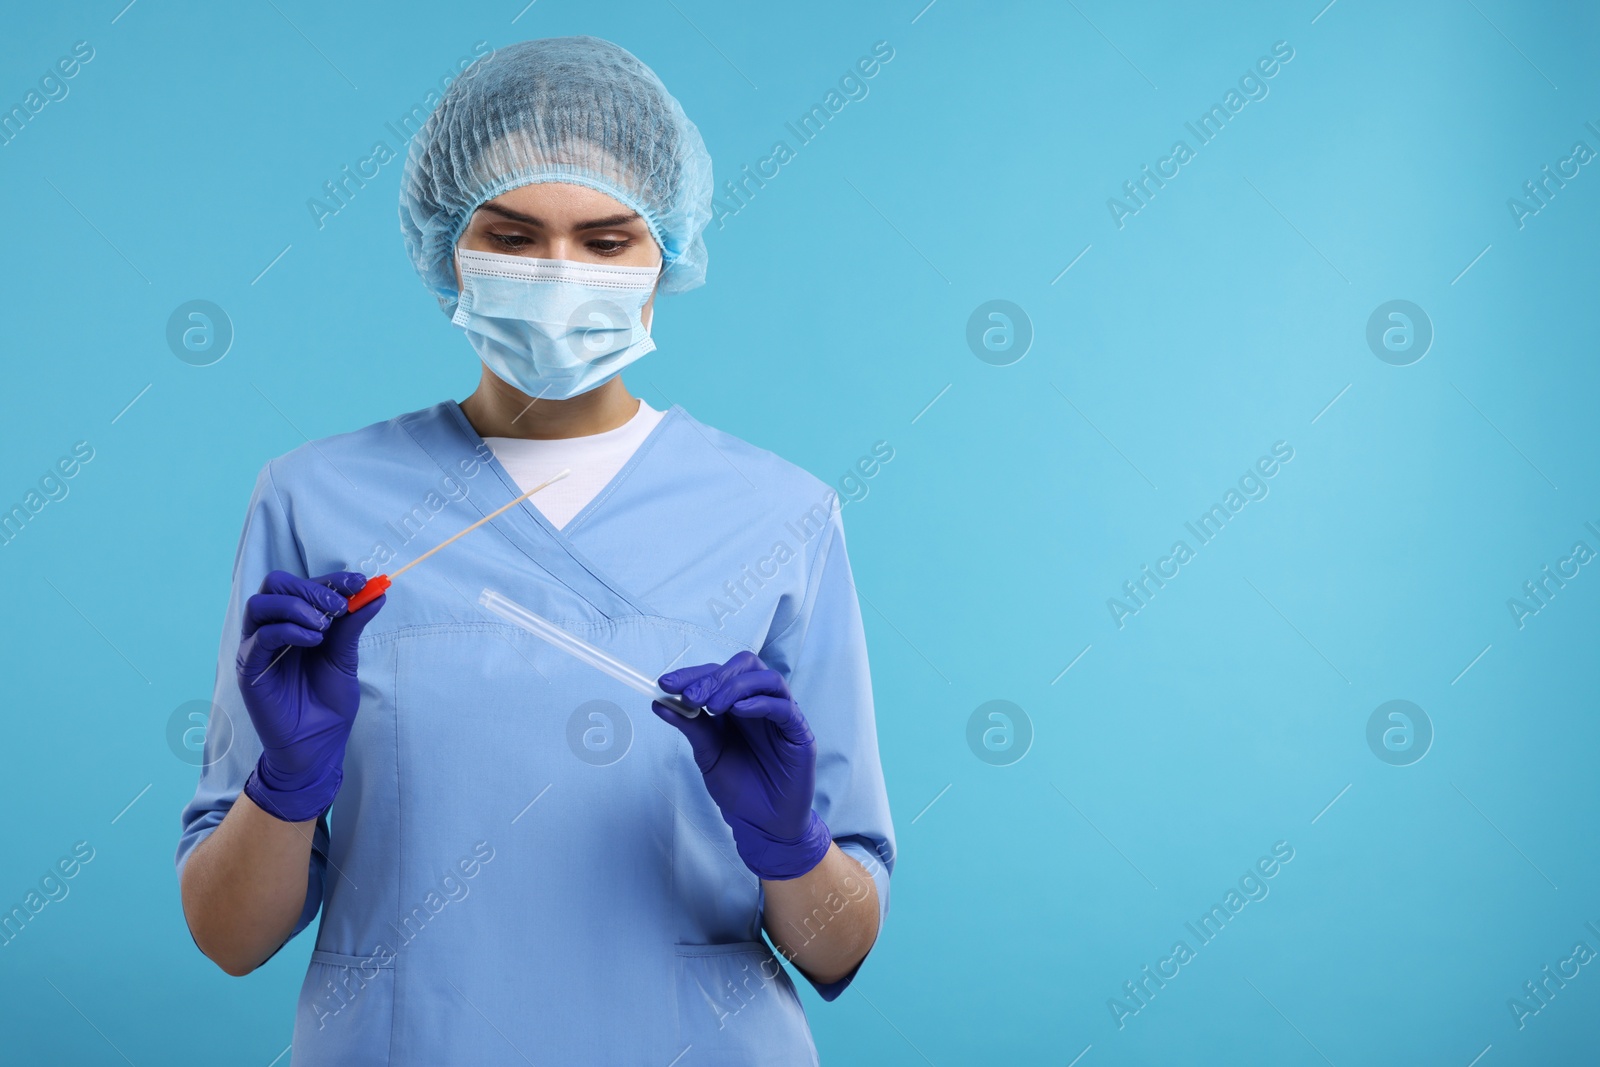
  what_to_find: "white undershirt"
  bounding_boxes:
[483,401,665,530]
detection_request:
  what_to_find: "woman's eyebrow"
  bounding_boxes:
[478,203,642,230]
[574,212,642,229]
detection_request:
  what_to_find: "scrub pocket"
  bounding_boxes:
[294,949,395,1066]
[675,941,817,1066]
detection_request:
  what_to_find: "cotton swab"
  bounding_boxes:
[345,468,571,611]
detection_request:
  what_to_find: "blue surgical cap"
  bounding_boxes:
[399,36,714,314]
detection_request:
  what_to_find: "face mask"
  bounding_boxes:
[451,248,659,401]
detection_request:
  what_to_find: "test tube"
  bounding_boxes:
[479,589,703,718]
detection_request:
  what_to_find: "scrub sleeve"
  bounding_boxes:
[175,461,330,945]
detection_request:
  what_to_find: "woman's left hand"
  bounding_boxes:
[655,652,833,881]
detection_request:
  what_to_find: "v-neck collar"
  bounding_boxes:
[396,399,678,620]
[558,402,676,536]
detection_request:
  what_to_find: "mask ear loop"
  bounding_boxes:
[450,246,469,315]
[643,250,666,334]
[448,246,472,324]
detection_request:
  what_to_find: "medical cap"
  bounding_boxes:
[399,36,714,312]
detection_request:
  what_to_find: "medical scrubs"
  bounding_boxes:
[176,400,895,1065]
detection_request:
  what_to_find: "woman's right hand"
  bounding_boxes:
[235,570,384,822]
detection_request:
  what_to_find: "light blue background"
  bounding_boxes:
[2,1,1597,1063]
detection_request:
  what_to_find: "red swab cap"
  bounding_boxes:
[346,574,391,612]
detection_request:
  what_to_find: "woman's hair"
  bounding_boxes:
[400,36,714,314]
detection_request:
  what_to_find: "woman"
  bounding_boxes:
[176,36,894,1065]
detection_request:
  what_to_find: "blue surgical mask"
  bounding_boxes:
[452,248,659,400]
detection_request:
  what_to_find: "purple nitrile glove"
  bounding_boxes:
[654,651,832,881]
[236,570,384,823]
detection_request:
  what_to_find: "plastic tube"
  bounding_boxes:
[479,589,703,718]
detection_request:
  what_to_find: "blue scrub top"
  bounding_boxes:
[176,401,896,1066]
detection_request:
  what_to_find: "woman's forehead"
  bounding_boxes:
[478,180,643,224]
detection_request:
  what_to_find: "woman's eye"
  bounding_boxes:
[589,239,630,256]
[489,232,530,249]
